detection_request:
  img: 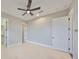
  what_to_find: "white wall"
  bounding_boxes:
[2,13,27,47]
[27,17,52,46]
[26,15,71,52]
[23,23,28,42]
[26,9,69,47]
[73,1,78,59]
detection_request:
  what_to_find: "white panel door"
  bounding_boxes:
[52,16,69,52]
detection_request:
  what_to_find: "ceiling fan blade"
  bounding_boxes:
[27,0,32,9]
[22,12,27,16]
[30,7,40,11]
[17,8,26,11]
[30,12,33,15]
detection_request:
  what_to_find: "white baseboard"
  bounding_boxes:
[6,40,69,54]
[7,40,52,48]
[7,43,22,48]
[25,40,52,48]
[24,40,69,53]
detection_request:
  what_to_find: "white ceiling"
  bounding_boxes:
[1,0,72,21]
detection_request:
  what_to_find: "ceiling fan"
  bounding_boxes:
[17,0,41,16]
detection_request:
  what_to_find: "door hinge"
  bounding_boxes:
[68,28,70,30]
[68,48,70,50]
[68,18,70,20]
[68,38,70,40]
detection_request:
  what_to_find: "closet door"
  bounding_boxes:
[52,16,69,52]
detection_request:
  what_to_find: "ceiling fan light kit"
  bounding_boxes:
[17,0,41,16]
[27,11,30,14]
